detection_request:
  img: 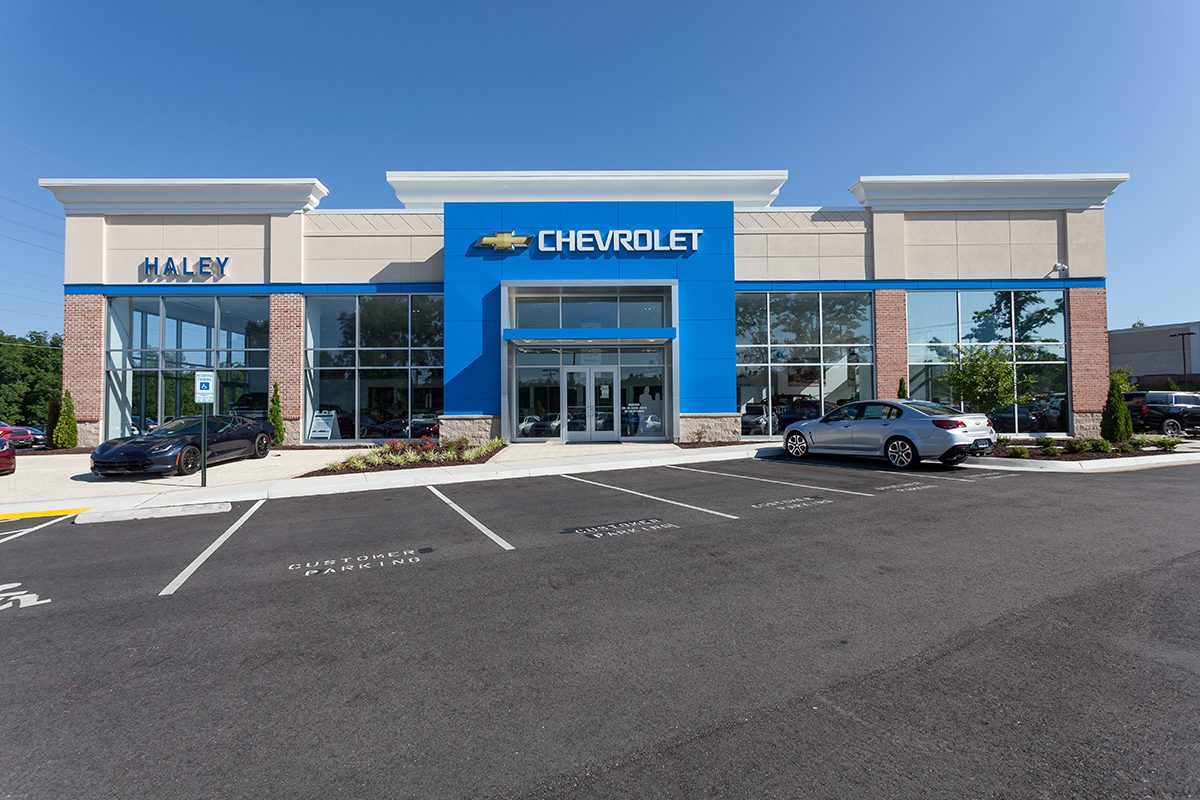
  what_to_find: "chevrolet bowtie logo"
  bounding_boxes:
[475,231,531,251]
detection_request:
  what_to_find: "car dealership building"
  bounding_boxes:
[40,170,1126,447]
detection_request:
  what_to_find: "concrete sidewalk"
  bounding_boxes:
[0,442,781,519]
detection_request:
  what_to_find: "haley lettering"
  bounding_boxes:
[143,255,229,278]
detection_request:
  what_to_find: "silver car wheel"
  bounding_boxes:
[886,438,915,468]
[785,431,808,459]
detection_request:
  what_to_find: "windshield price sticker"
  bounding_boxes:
[194,371,216,404]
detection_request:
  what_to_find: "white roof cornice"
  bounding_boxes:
[849,173,1129,211]
[385,170,788,210]
[38,178,329,215]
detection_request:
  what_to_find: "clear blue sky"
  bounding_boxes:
[1,0,1196,335]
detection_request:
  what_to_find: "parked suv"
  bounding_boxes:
[1124,391,1200,436]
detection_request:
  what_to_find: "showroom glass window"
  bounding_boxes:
[906,290,1068,434]
[304,294,444,441]
[104,296,269,440]
[735,291,874,436]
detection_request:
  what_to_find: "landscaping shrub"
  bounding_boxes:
[1041,445,1062,457]
[1129,435,1149,450]
[1034,436,1054,448]
[269,382,285,445]
[897,377,907,399]
[1117,441,1138,454]
[1090,438,1114,453]
[997,436,1012,447]
[1064,438,1092,454]
[1008,446,1029,459]
[1155,436,1182,452]
[1100,374,1134,443]
[52,389,78,449]
[44,396,61,449]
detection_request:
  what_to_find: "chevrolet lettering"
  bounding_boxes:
[536,228,703,253]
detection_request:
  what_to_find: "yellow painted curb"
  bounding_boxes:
[0,507,90,521]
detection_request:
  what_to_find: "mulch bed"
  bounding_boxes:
[17,447,92,455]
[677,441,744,449]
[300,445,505,478]
[992,443,1177,461]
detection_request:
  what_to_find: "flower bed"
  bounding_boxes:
[993,435,1183,461]
[303,437,504,476]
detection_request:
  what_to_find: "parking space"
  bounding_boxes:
[0,504,253,616]
[173,487,507,597]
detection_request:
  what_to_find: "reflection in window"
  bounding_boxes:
[620,367,666,438]
[735,291,874,435]
[561,297,619,328]
[104,296,269,439]
[303,294,444,441]
[906,290,1070,434]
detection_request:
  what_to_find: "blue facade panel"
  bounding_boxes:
[442,201,736,418]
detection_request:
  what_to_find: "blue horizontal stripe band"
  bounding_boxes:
[64,283,445,295]
[733,278,1105,291]
[502,327,676,341]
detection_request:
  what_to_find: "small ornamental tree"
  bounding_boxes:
[897,377,908,399]
[943,346,1029,416]
[1110,367,1136,394]
[52,388,78,449]
[269,382,285,446]
[1100,374,1134,443]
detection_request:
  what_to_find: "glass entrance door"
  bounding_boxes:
[563,367,618,442]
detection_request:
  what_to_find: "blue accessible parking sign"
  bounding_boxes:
[194,371,216,404]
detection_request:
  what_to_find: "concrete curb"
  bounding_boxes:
[0,443,784,518]
[963,452,1200,473]
[75,502,233,525]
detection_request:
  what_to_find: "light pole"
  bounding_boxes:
[1169,331,1196,391]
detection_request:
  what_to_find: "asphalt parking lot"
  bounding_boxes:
[3,454,1200,799]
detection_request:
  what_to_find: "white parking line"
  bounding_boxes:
[0,515,72,545]
[563,475,740,519]
[772,460,976,483]
[667,465,876,496]
[159,499,266,596]
[427,486,515,551]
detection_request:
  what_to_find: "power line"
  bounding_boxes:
[0,232,62,254]
[0,262,60,280]
[0,193,62,220]
[0,307,61,319]
[0,213,62,239]
[5,291,60,305]
[0,130,90,174]
[0,340,62,350]
[4,280,58,296]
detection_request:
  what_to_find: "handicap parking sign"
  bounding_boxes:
[194,371,216,404]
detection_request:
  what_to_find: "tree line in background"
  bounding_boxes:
[0,330,62,427]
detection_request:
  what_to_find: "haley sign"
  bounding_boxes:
[143,256,229,278]
[475,228,703,254]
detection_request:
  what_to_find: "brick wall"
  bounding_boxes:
[62,294,105,445]
[1067,286,1109,436]
[269,294,305,443]
[873,289,908,399]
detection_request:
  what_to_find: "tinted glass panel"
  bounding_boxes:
[621,367,666,438]
[735,346,768,364]
[515,368,560,439]
[770,365,820,434]
[163,298,215,350]
[411,295,444,347]
[306,296,356,349]
[359,349,409,367]
[219,370,269,419]
[217,297,269,349]
[907,365,958,407]
[619,297,665,328]
[823,364,873,408]
[1020,363,1068,433]
[737,366,770,435]
[768,346,820,364]
[358,295,409,348]
[960,291,1012,343]
[1014,291,1065,343]
[821,292,872,344]
[515,298,560,328]
[358,369,408,438]
[735,293,768,345]
[108,297,161,350]
[769,292,820,344]
[906,292,957,344]
[562,297,618,328]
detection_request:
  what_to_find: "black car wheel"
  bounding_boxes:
[785,431,808,459]
[1161,418,1184,437]
[885,437,918,469]
[252,433,271,459]
[177,445,201,476]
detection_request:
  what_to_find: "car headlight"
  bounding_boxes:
[147,441,176,454]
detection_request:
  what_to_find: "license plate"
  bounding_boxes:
[974,438,991,448]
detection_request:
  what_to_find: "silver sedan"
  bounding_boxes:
[782,399,996,468]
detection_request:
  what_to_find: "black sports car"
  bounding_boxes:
[91,415,275,476]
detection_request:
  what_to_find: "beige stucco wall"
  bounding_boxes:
[103,215,270,283]
[732,209,873,281]
[302,213,444,283]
